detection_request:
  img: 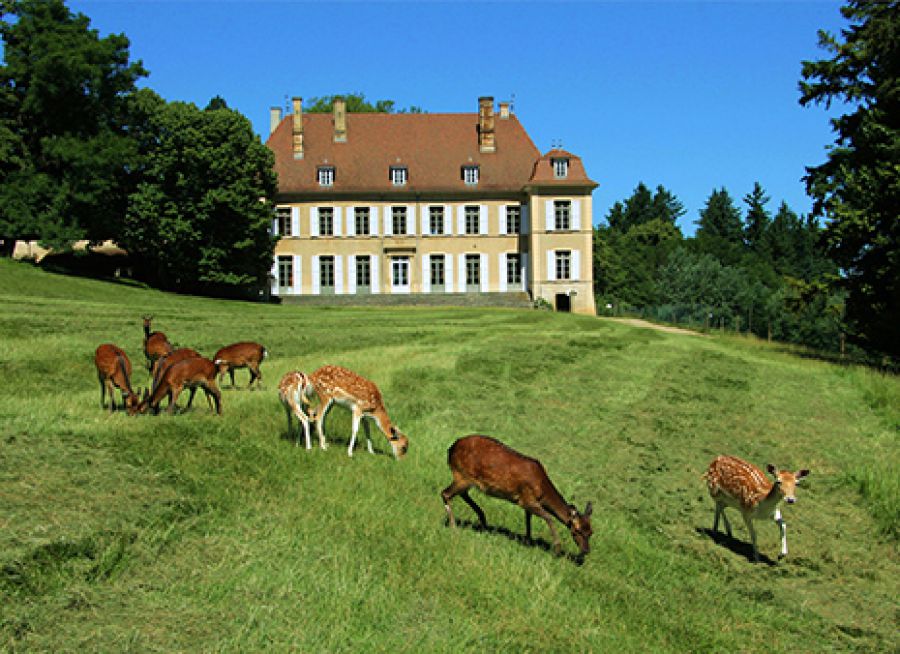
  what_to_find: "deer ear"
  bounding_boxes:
[584,502,593,518]
[766,463,777,475]
[796,469,810,481]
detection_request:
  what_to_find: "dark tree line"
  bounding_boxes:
[0,0,277,296]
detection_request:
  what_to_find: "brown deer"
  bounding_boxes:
[94,344,141,415]
[309,365,408,459]
[150,347,202,408]
[278,370,318,449]
[704,455,810,562]
[441,435,593,556]
[213,341,267,389]
[142,316,173,372]
[139,356,224,415]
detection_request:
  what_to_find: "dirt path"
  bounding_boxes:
[601,317,706,337]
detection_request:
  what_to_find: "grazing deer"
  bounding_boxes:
[142,316,173,372]
[704,455,810,562]
[278,371,318,449]
[308,365,408,459]
[94,344,141,415]
[150,347,202,408]
[442,435,593,556]
[139,356,224,415]
[213,342,267,389]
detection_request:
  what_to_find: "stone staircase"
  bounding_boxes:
[278,291,533,309]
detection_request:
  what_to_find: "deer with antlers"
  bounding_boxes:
[308,365,408,459]
[142,316,173,373]
[704,455,810,562]
[94,344,141,415]
[278,371,318,449]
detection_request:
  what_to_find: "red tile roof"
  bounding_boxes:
[266,112,595,197]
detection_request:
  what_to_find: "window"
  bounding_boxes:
[319,207,334,236]
[552,158,569,179]
[429,206,445,235]
[430,255,445,288]
[555,250,571,280]
[390,166,408,186]
[318,166,335,186]
[465,254,480,289]
[391,256,409,287]
[277,256,293,288]
[554,200,571,231]
[465,205,480,235]
[356,256,371,291]
[319,256,335,293]
[276,207,292,236]
[506,205,521,235]
[392,206,407,235]
[355,207,370,236]
[462,165,480,185]
[506,253,521,285]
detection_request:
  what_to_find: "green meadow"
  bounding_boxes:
[1,259,897,653]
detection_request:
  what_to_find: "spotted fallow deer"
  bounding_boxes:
[442,435,594,556]
[94,344,141,415]
[213,341,267,389]
[308,365,409,459]
[142,316,173,373]
[278,371,318,449]
[704,455,810,562]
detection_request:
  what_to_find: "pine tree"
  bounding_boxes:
[695,188,744,266]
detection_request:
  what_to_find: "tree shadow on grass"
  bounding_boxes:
[696,527,777,566]
[446,517,586,566]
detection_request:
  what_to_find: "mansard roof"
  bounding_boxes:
[266,111,596,196]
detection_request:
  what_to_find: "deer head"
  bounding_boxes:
[388,426,409,459]
[567,502,594,554]
[766,464,810,504]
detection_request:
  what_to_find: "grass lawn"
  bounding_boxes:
[1,259,897,652]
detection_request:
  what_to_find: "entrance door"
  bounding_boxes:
[555,293,571,312]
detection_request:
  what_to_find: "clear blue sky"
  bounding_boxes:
[69,0,846,234]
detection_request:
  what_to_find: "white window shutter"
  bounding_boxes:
[270,256,278,294]
[384,209,393,236]
[335,255,344,293]
[499,253,507,292]
[370,206,379,236]
[479,205,488,235]
[406,205,415,235]
[458,254,466,290]
[421,207,430,236]
[520,253,529,291]
[292,255,302,294]
[499,206,507,235]
[311,207,319,237]
[480,253,488,292]
[347,208,356,237]
[445,253,454,292]
[547,250,556,282]
[456,206,465,235]
[291,207,300,236]
[545,200,554,232]
[444,205,452,236]
[571,250,581,281]
[348,255,356,294]
[422,256,430,293]
[272,217,279,237]
[371,256,380,293]
[334,207,343,237]
[521,204,530,234]
[572,200,581,231]
[312,255,321,294]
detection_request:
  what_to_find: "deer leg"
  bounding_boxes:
[363,418,375,455]
[248,363,260,390]
[300,409,311,450]
[282,399,295,443]
[533,506,562,554]
[525,512,533,542]
[315,399,331,450]
[347,407,363,457]
[106,380,117,414]
[774,508,788,558]
[168,387,182,415]
[207,382,222,415]
[228,368,235,388]
[716,504,733,538]
[742,513,760,562]
[459,490,488,529]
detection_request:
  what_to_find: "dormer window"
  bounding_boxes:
[552,158,569,179]
[318,166,335,186]
[462,165,480,185]
[390,166,408,186]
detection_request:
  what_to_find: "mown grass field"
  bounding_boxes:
[1,259,897,653]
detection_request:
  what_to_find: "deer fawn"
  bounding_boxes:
[139,356,224,415]
[213,342,267,389]
[278,371,318,449]
[308,365,408,459]
[704,455,810,562]
[442,435,593,556]
[142,316,173,372]
[94,344,141,415]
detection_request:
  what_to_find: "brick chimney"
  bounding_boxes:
[333,96,347,143]
[499,102,510,120]
[478,96,496,153]
[291,97,304,160]
[269,106,282,136]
